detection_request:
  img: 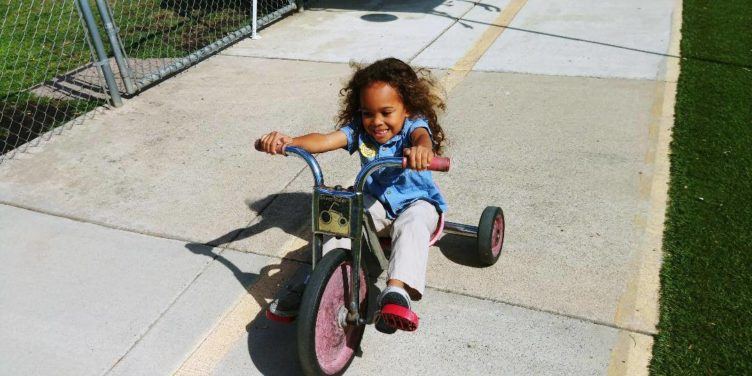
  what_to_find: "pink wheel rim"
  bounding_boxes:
[491,213,505,257]
[314,262,366,375]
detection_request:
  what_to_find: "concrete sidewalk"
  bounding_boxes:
[0,0,681,374]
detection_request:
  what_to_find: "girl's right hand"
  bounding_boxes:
[258,131,293,155]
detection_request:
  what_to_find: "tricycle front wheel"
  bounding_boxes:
[477,206,505,266]
[297,248,367,376]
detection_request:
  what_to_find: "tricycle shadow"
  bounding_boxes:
[244,244,309,376]
[184,192,314,375]
[183,244,307,375]
[434,235,487,268]
[184,191,494,374]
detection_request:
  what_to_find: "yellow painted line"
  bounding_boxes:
[607,331,655,376]
[173,294,262,376]
[440,0,529,93]
[609,0,683,374]
[173,261,301,375]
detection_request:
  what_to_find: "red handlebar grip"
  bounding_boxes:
[401,157,450,172]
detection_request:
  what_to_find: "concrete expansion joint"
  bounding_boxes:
[407,1,480,63]
[426,284,657,337]
[0,201,196,243]
[441,67,678,84]
[0,162,312,257]
[218,53,349,67]
[0,200,303,267]
[102,254,216,376]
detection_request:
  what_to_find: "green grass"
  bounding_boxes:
[1,0,267,156]
[0,1,93,95]
[0,0,255,94]
[650,0,752,374]
[111,1,252,60]
[0,1,101,155]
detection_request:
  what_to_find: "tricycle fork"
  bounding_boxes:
[345,193,367,325]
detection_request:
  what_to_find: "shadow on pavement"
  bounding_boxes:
[183,190,488,373]
[311,0,751,70]
[244,245,309,376]
[184,192,313,374]
[308,0,501,30]
[435,234,486,268]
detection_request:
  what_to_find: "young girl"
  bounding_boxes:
[258,57,447,333]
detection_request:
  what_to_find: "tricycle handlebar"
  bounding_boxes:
[254,139,450,190]
[254,140,324,186]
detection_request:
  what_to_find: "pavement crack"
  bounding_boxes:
[407,1,482,63]
[425,284,658,337]
[101,257,217,376]
[218,54,349,66]
[0,202,657,337]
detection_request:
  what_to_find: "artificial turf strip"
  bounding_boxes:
[649,0,752,374]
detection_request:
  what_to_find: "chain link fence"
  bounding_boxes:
[1,0,299,163]
[106,0,298,93]
[0,0,109,162]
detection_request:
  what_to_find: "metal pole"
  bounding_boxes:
[251,0,261,39]
[76,0,122,107]
[95,0,136,94]
[443,222,479,238]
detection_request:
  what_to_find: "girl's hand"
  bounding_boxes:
[403,146,435,171]
[258,131,293,155]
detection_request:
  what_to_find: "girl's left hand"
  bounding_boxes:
[403,146,435,171]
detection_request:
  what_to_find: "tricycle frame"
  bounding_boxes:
[285,146,478,326]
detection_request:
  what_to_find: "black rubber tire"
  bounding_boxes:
[297,248,367,376]
[477,206,505,266]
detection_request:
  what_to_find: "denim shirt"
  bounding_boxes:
[340,117,448,219]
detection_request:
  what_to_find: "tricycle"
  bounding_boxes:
[257,143,505,375]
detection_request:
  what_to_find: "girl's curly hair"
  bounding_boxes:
[336,58,447,154]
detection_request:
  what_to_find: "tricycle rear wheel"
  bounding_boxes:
[297,248,367,376]
[477,206,505,266]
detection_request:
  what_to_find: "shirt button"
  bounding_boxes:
[386,189,392,195]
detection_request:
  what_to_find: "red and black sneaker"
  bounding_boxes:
[266,270,310,323]
[375,286,419,333]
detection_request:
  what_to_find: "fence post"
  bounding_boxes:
[76,0,123,107]
[95,0,136,95]
[251,0,261,39]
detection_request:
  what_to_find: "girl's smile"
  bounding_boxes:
[360,81,409,144]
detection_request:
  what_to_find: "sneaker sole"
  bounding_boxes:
[266,309,296,323]
[380,304,419,331]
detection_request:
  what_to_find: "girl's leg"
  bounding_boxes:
[387,200,439,300]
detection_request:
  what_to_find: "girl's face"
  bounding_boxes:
[360,81,409,144]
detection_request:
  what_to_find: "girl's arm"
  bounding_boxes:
[258,130,348,155]
[403,127,435,171]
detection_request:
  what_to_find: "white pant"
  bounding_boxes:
[324,195,439,300]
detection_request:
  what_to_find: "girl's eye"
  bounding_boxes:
[382,111,393,117]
